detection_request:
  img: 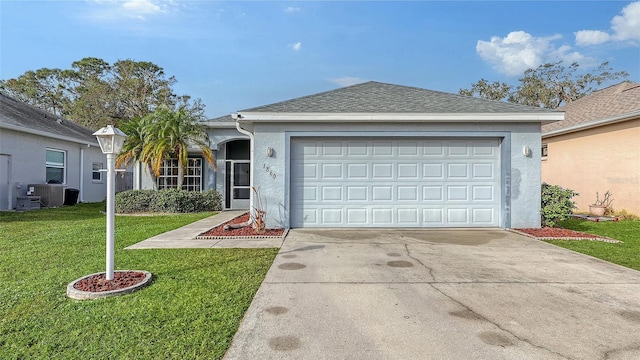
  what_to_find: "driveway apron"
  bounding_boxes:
[224,229,640,360]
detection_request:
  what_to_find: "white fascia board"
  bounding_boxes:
[202,121,238,129]
[542,110,640,138]
[236,112,564,122]
[0,123,98,147]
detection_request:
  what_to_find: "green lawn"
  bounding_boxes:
[0,203,279,359]
[547,219,640,271]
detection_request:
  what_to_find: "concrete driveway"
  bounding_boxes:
[225,229,640,360]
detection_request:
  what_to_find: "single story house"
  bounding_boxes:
[137,81,563,228]
[0,93,107,210]
[542,81,640,215]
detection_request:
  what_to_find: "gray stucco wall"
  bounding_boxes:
[135,127,248,195]
[0,129,106,208]
[250,121,542,229]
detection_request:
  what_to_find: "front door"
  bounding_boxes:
[229,160,250,209]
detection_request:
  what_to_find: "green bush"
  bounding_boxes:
[115,189,222,213]
[541,183,578,227]
[115,190,157,213]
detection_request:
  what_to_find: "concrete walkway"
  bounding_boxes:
[125,211,284,249]
[225,228,640,360]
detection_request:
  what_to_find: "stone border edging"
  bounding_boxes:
[67,270,153,300]
[508,229,621,243]
[196,229,289,240]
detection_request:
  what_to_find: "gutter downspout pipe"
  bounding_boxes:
[233,113,254,228]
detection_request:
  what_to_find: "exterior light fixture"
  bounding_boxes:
[92,125,126,280]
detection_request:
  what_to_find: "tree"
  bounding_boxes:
[459,61,629,109]
[117,106,215,189]
[0,57,204,130]
[458,78,512,102]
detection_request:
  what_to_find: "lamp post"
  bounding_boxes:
[93,125,126,281]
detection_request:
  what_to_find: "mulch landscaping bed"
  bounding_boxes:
[198,213,285,238]
[73,271,147,292]
[513,227,621,243]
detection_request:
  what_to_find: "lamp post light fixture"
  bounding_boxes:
[93,125,126,281]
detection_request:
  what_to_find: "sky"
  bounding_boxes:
[1,0,639,119]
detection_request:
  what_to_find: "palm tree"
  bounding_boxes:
[116,105,215,189]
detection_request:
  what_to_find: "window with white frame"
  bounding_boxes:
[157,158,203,191]
[541,143,548,159]
[46,149,66,183]
[92,162,103,182]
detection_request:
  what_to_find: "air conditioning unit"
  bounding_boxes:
[28,184,64,207]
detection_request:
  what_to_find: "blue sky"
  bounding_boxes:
[1,1,639,118]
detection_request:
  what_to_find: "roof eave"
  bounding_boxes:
[235,112,564,122]
[542,110,640,138]
[0,123,98,147]
[202,121,239,129]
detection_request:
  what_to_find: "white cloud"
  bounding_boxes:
[123,0,162,15]
[84,0,174,21]
[611,1,640,42]
[291,42,302,51]
[575,1,640,46]
[328,77,366,87]
[575,30,611,46]
[476,31,575,76]
[284,6,301,13]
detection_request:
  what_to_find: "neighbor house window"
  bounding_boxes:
[541,143,548,159]
[46,149,66,183]
[157,158,203,191]
[92,162,103,182]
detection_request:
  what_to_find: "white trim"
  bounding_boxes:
[0,123,98,147]
[203,121,238,129]
[45,148,66,184]
[542,110,640,138]
[236,112,564,122]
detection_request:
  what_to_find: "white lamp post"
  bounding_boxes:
[93,125,126,281]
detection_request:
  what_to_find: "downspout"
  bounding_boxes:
[79,146,85,202]
[232,113,254,228]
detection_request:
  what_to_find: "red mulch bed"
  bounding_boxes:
[514,227,619,242]
[199,213,285,237]
[73,271,146,292]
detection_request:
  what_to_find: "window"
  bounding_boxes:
[541,143,548,159]
[92,162,103,182]
[157,158,203,191]
[46,149,66,183]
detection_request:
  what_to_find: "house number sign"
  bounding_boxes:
[263,163,277,180]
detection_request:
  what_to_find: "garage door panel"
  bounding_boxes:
[447,186,469,201]
[447,163,469,179]
[372,163,393,178]
[472,163,495,178]
[347,208,367,224]
[398,163,419,178]
[347,141,368,156]
[347,163,368,178]
[322,163,343,178]
[398,141,419,156]
[423,164,444,179]
[290,138,501,227]
[472,208,495,224]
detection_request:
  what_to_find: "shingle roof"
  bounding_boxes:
[241,81,557,114]
[0,93,97,144]
[542,81,640,135]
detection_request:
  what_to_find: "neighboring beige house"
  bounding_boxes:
[541,81,640,215]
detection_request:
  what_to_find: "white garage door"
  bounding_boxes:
[290,138,501,228]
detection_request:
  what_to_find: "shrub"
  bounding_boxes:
[115,189,222,213]
[541,183,578,227]
[115,190,157,213]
